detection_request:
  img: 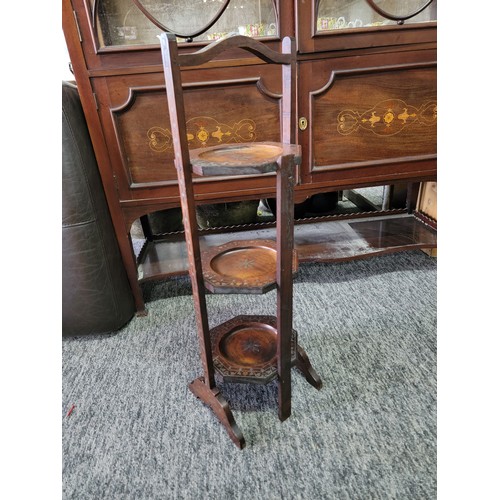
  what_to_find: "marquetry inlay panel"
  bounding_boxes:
[111,83,280,186]
[147,116,257,152]
[311,66,437,170]
[337,99,437,136]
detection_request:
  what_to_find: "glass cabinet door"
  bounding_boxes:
[317,0,437,32]
[95,0,278,48]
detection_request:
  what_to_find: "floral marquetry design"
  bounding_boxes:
[147,125,173,152]
[147,116,257,152]
[337,99,437,136]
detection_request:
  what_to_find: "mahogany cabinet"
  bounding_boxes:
[62,0,437,313]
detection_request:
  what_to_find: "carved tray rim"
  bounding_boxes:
[211,315,297,384]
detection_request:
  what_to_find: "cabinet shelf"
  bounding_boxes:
[136,212,437,282]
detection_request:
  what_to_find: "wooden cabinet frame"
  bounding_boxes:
[63,0,437,314]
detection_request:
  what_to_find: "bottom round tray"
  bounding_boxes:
[211,315,297,384]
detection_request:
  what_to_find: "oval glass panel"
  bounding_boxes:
[96,0,277,48]
[317,0,437,32]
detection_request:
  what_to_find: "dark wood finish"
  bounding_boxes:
[63,1,436,447]
[100,69,283,189]
[296,346,323,390]
[209,314,322,390]
[276,154,295,421]
[158,32,321,447]
[406,182,421,213]
[188,377,245,449]
[190,142,301,176]
[136,213,437,281]
[210,315,297,384]
[298,60,437,187]
[63,0,437,314]
[160,31,216,395]
[201,239,298,294]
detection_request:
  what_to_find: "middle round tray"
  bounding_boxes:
[202,239,298,294]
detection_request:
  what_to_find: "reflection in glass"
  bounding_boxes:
[317,0,437,32]
[97,0,277,47]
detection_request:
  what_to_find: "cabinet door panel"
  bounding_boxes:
[313,68,436,166]
[94,64,282,200]
[300,59,436,187]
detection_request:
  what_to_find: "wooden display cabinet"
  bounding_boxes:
[62,0,437,314]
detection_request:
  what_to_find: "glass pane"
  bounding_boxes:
[96,0,277,48]
[317,0,437,32]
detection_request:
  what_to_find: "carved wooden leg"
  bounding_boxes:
[188,377,246,449]
[295,345,323,390]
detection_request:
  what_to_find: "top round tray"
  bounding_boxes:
[190,141,301,176]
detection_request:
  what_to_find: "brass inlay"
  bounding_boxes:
[148,126,172,152]
[337,99,437,136]
[147,116,257,152]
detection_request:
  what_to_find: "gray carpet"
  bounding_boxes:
[62,250,437,499]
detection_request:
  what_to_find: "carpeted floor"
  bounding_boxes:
[62,250,436,499]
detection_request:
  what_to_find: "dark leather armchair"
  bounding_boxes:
[62,81,135,336]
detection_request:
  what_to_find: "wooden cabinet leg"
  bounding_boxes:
[123,233,146,315]
[406,182,420,213]
[139,214,154,242]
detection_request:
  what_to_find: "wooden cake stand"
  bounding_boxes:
[159,33,322,448]
[185,143,322,448]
